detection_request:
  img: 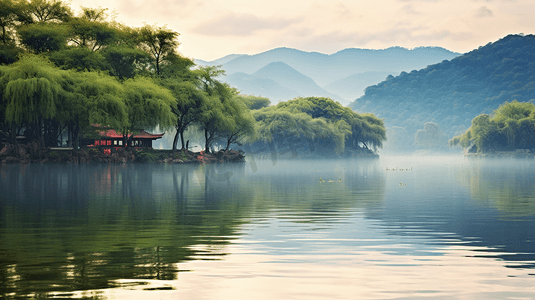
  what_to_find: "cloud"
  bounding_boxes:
[117,0,204,20]
[192,13,298,37]
[475,6,494,17]
[401,4,420,15]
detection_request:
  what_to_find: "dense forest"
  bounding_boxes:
[450,101,535,153]
[349,34,535,151]
[0,0,386,158]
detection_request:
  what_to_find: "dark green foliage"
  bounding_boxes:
[0,43,23,64]
[450,101,535,152]
[101,46,150,79]
[349,34,535,150]
[49,47,107,71]
[17,23,68,53]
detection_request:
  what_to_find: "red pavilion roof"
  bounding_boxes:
[91,125,164,140]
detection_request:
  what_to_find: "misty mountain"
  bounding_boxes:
[224,62,339,103]
[199,46,460,104]
[195,54,245,67]
[325,71,394,101]
[225,72,299,102]
[348,34,535,148]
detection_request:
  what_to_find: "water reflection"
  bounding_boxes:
[0,163,254,298]
[1,157,535,299]
[456,159,535,218]
[373,156,535,269]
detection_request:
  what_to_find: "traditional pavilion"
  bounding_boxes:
[88,125,164,149]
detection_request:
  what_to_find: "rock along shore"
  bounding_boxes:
[0,142,245,165]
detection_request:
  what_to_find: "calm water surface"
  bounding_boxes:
[1,156,535,299]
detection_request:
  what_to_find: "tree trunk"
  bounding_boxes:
[38,118,45,148]
[72,125,80,149]
[225,136,231,151]
[180,130,186,150]
[204,129,210,153]
[10,123,17,145]
[172,129,180,154]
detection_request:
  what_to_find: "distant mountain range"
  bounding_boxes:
[196,46,460,105]
[348,34,535,149]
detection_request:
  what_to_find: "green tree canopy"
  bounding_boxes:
[220,94,256,150]
[23,0,72,23]
[66,12,117,51]
[250,97,385,156]
[138,25,179,76]
[1,54,60,144]
[161,78,206,151]
[450,100,535,152]
[17,22,67,53]
[120,76,176,144]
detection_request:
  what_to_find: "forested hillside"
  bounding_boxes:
[349,34,535,151]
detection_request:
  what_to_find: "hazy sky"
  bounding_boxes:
[69,0,533,61]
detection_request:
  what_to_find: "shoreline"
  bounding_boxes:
[465,150,535,159]
[1,142,382,165]
[0,142,246,165]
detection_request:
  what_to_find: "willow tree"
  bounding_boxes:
[358,113,386,151]
[0,54,60,144]
[450,100,535,153]
[61,70,128,148]
[120,76,176,146]
[248,97,386,157]
[195,66,238,153]
[0,54,132,147]
[266,97,386,153]
[161,79,207,151]
[220,95,256,151]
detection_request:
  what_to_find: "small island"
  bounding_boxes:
[450,100,535,157]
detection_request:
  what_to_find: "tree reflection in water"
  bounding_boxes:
[0,163,254,298]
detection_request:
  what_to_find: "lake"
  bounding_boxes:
[1,156,535,299]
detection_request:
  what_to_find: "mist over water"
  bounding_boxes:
[1,156,535,299]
